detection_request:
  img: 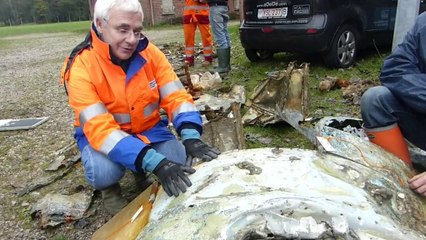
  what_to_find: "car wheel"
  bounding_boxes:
[324,24,359,68]
[245,49,273,62]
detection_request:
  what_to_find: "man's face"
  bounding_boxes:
[96,7,143,61]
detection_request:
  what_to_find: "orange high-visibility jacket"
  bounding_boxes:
[61,25,202,172]
[183,0,210,24]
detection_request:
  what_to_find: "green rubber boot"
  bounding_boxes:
[214,48,231,73]
[101,183,128,215]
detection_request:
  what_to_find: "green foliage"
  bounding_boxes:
[0,21,90,37]
[0,0,90,25]
[34,0,49,23]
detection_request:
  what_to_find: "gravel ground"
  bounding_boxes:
[0,28,184,240]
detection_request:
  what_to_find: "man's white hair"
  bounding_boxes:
[94,0,143,27]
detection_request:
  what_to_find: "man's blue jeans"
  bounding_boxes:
[361,86,426,150]
[81,139,186,190]
[209,5,230,49]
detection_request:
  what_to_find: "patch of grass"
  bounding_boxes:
[17,208,29,222]
[0,21,91,38]
[227,23,387,149]
[0,39,9,48]
[52,235,68,240]
[245,123,315,149]
[144,22,182,31]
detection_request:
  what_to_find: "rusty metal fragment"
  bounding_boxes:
[191,85,246,152]
[31,191,92,228]
[201,102,246,153]
[244,62,310,126]
[46,143,80,171]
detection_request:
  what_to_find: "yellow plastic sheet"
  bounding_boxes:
[92,183,158,240]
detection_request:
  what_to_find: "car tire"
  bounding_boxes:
[245,49,273,62]
[323,24,359,68]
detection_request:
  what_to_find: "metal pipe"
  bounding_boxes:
[392,0,420,50]
[149,0,155,26]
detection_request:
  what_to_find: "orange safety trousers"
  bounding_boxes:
[183,17,212,64]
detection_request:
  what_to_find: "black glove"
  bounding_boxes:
[183,139,221,162]
[153,159,196,197]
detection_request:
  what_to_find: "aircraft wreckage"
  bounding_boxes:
[137,122,426,240]
[93,63,426,240]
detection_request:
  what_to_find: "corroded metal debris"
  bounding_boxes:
[31,191,92,228]
[244,62,310,126]
[318,76,375,105]
[193,85,246,153]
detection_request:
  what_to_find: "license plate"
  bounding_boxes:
[293,5,310,15]
[257,7,288,19]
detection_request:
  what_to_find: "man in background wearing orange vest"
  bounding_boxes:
[61,0,220,216]
[183,0,213,67]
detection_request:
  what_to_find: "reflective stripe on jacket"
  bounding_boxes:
[61,24,202,171]
[183,0,210,24]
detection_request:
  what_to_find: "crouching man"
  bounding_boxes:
[360,13,426,197]
[61,0,220,215]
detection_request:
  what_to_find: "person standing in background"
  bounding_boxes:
[208,0,230,73]
[183,0,213,67]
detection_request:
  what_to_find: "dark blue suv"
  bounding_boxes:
[239,0,426,68]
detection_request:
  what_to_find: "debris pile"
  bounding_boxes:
[318,76,349,91]
[318,76,375,105]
